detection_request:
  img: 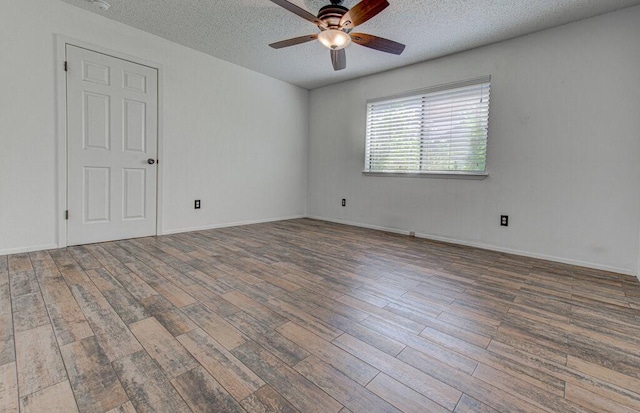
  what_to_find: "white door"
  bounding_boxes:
[66,45,158,245]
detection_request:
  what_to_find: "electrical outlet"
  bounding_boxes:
[194,200,201,209]
[341,198,346,207]
[500,215,508,226]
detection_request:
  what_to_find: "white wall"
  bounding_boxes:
[307,6,640,275]
[0,0,308,254]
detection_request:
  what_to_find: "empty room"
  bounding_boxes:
[2,0,640,411]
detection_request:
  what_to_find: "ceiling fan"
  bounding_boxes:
[268,0,405,71]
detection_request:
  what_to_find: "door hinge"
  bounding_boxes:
[65,210,69,220]
[64,61,68,72]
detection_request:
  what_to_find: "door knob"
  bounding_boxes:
[147,158,156,165]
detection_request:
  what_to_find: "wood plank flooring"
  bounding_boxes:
[1,218,640,412]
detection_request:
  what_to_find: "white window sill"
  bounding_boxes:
[362,171,489,180]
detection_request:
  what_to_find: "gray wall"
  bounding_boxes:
[0,0,309,253]
[307,6,640,275]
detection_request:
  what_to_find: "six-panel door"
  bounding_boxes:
[66,45,158,245]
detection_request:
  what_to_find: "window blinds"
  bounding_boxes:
[365,76,490,174]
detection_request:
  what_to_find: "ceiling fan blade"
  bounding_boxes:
[269,0,327,28]
[340,0,389,30]
[331,49,346,71]
[269,34,318,49]
[350,32,405,55]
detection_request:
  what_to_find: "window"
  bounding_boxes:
[364,76,490,175]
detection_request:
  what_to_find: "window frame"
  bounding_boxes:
[363,76,491,178]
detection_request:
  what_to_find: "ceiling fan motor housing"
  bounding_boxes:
[318,3,349,29]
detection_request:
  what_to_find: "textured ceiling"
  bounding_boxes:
[61,0,640,89]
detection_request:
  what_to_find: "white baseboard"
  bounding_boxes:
[161,215,306,235]
[0,243,59,256]
[417,232,635,276]
[2,216,636,279]
[307,215,636,277]
[306,215,409,236]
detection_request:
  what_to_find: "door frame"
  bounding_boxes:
[55,36,164,248]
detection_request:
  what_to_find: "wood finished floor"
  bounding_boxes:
[1,219,640,412]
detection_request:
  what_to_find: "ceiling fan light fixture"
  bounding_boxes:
[318,29,351,50]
